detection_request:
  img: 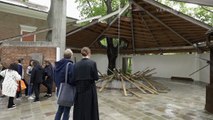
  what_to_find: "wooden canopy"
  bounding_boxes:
[66,0,212,54]
[171,0,213,6]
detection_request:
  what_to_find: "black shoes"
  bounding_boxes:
[44,94,52,97]
[33,99,40,102]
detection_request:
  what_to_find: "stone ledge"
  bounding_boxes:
[1,41,57,47]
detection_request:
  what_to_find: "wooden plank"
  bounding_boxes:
[99,75,114,92]
[121,77,128,96]
[127,89,143,98]
[122,75,147,94]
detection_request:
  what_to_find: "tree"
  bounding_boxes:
[156,0,213,26]
[75,0,212,75]
[76,0,128,75]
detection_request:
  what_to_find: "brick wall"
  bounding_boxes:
[0,45,56,92]
[0,11,48,41]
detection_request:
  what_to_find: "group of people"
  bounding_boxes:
[54,47,99,120]
[0,46,99,120]
[0,58,54,109]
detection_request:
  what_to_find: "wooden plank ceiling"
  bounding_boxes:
[66,0,212,54]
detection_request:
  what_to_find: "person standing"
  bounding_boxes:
[30,60,44,102]
[43,60,54,97]
[0,62,7,97]
[0,63,21,109]
[54,49,74,120]
[73,47,99,120]
[16,58,23,98]
[26,60,34,99]
[16,58,28,98]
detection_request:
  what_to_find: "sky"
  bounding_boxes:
[29,0,81,19]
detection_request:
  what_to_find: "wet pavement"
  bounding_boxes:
[0,79,213,120]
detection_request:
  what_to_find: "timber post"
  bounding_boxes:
[205,29,213,113]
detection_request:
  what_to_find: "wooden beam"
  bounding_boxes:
[0,28,52,43]
[121,77,128,96]
[142,0,212,29]
[139,12,162,51]
[76,15,102,24]
[89,4,130,47]
[171,0,213,7]
[66,21,99,36]
[133,1,201,52]
[98,4,129,22]
[136,46,198,51]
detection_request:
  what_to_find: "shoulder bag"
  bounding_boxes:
[57,62,76,107]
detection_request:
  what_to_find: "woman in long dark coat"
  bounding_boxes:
[73,47,99,120]
[30,60,44,102]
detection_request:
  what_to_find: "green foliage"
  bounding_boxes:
[193,6,213,26]
[156,0,213,26]
[100,38,107,47]
[127,58,132,74]
[76,0,106,18]
[75,0,128,18]
[100,38,128,48]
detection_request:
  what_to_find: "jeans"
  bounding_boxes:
[28,79,33,96]
[55,105,71,120]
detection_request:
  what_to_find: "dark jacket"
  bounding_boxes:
[54,58,74,88]
[73,58,99,82]
[30,64,44,84]
[17,63,23,78]
[44,64,54,83]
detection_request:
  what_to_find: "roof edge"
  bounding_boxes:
[142,0,212,30]
[0,1,77,22]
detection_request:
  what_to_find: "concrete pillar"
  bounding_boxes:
[48,0,67,59]
[205,31,213,113]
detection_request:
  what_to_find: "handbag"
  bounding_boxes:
[57,62,76,107]
[17,80,27,91]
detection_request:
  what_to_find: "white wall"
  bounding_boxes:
[119,53,210,83]
[74,53,210,83]
[199,53,210,83]
[73,53,108,74]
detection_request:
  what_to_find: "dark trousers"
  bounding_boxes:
[8,97,14,108]
[33,83,40,100]
[42,81,53,94]
[0,80,2,96]
[16,81,22,98]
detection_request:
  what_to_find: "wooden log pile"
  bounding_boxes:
[97,68,170,98]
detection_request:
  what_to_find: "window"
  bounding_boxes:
[20,25,37,42]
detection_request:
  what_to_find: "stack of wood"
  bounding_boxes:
[97,68,170,98]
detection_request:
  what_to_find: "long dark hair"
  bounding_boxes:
[8,63,18,72]
[33,60,39,67]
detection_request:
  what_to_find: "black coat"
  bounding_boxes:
[30,65,44,84]
[73,58,99,120]
[44,64,54,83]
